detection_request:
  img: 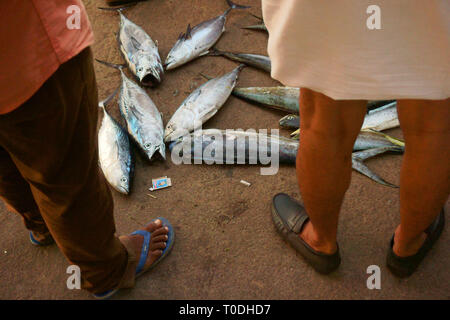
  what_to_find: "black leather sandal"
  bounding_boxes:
[271,193,341,274]
[387,209,445,278]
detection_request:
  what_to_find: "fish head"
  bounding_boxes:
[164,41,188,70]
[143,142,158,160]
[117,176,130,194]
[135,57,164,87]
[164,122,188,143]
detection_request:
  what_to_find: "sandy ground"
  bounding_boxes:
[0,0,449,300]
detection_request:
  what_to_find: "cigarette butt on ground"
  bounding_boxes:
[240,180,251,187]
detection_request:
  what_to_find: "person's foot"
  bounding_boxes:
[30,230,55,246]
[271,193,341,274]
[299,221,337,255]
[392,225,427,257]
[119,219,169,271]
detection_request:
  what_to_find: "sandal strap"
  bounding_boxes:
[130,230,151,274]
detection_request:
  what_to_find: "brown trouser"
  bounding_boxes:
[0,48,135,293]
[297,88,449,249]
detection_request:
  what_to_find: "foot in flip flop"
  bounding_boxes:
[120,219,170,274]
[93,218,175,299]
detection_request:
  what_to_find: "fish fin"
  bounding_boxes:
[352,146,403,162]
[185,24,192,39]
[95,59,127,70]
[130,36,141,50]
[199,50,210,57]
[352,157,398,188]
[98,2,137,11]
[99,87,120,109]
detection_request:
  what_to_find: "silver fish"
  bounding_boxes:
[209,47,271,72]
[362,101,399,131]
[234,87,399,132]
[169,129,401,187]
[99,5,164,86]
[164,65,245,142]
[96,60,166,160]
[165,0,249,70]
[279,114,299,129]
[232,86,300,113]
[352,146,402,188]
[98,89,134,194]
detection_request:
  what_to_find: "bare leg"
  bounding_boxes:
[297,88,367,254]
[394,98,450,257]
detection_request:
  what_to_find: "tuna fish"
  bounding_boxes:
[98,88,134,194]
[209,47,271,72]
[99,5,164,86]
[164,0,250,70]
[164,65,245,142]
[169,129,401,187]
[96,59,166,160]
[232,87,300,114]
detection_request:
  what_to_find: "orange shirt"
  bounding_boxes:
[0,0,94,114]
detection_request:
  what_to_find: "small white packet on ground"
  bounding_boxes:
[149,176,172,191]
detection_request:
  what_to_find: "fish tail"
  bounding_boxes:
[98,87,119,109]
[98,2,137,12]
[226,0,251,10]
[208,47,225,56]
[352,158,399,188]
[224,0,250,16]
[95,59,127,71]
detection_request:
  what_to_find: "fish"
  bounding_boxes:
[98,88,134,194]
[98,4,164,86]
[164,64,245,142]
[279,114,299,130]
[362,101,399,131]
[289,128,404,151]
[169,129,299,164]
[164,0,250,70]
[352,146,402,188]
[208,47,271,72]
[96,59,166,160]
[234,87,399,130]
[367,100,396,111]
[169,129,401,187]
[232,87,300,114]
[353,131,404,151]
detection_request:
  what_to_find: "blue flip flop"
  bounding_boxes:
[93,217,175,299]
[29,231,54,247]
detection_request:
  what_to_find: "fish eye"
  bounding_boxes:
[144,143,151,149]
[120,177,127,183]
